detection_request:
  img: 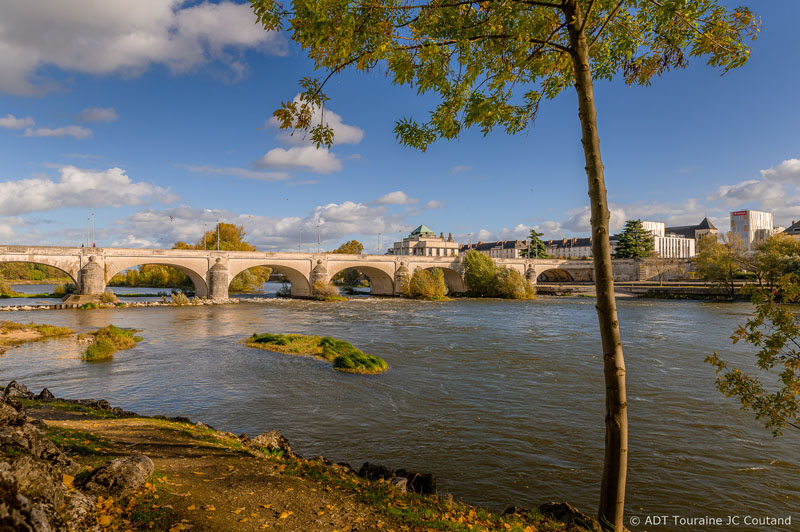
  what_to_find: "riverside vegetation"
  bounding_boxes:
[464,251,535,300]
[82,325,142,361]
[2,382,596,532]
[0,320,73,353]
[246,333,388,374]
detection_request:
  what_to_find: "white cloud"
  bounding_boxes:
[24,125,92,139]
[268,94,364,146]
[0,113,34,129]
[182,164,289,182]
[711,179,783,206]
[0,165,177,215]
[562,205,626,233]
[425,200,444,209]
[77,107,118,123]
[255,146,342,174]
[760,158,800,183]
[449,165,471,175]
[115,201,407,250]
[111,235,160,248]
[0,1,285,95]
[376,191,419,205]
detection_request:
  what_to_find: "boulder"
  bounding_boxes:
[81,455,154,498]
[394,468,436,495]
[0,424,79,475]
[539,502,601,532]
[8,455,65,509]
[34,389,54,402]
[389,477,408,493]
[357,462,394,481]
[0,462,47,532]
[57,491,97,532]
[250,430,292,455]
[4,381,34,400]
[0,396,26,426]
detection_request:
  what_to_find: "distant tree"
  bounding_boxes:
[707,275,800,436]
[252,0,759,526]
[752,233,800,290]
[407,268,447,299]
[198,223,256,251]
[464,250,500,297]
[332,240,364,255]
[695,232,747,297]
[520,229,548,259]
[615,220,654,259]
[644,255,684,286]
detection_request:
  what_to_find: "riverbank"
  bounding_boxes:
[0,298,241,312]
[1,382,598,532]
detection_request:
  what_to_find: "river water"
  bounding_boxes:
[1,291,797,530]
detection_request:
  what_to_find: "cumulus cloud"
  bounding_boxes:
[425,200,444,209]
[77,107,118,123]
[255,146,342,174]
[760,158,800,183]
[561,205,626,233]
[24,125,92,139]
[449,165,471,175]
[0,113,34,129]
[0,0,285,95]
[115,201,407,250]
[181,164,288,181]
[376,191,419,205]
[0,165,177,215]
[268,94,364,146]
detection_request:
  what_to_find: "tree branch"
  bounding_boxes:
[588,0,625,48]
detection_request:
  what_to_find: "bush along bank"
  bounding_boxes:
[246,333,388,374]
[2,380,602,532]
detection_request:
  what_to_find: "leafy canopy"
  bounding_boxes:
[333,240,365,254]
[521,228,548,258]
[252,0,758,149]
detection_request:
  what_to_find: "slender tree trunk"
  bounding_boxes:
[563,2,628,530]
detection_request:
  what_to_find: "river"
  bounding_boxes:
[0,290,797,530]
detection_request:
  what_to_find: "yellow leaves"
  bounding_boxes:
[523,525,538,532]
[232,507,245,515]
[62,474,74,489]
[187,505,196,511]
[202,504,216,511]
[192,471,205,475]
[98,515,113,527]
[279,510,294,519]
[260,504,272,509]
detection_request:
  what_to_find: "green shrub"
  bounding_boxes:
[312,281,346,301]
[82,325,142,361]
[247,333,387,374]
[171,292,190,306]
[407,268,448,300]
[0,281,17,297]
[276,283,292,297]
[100,290,117,303]
[496,268,536,299]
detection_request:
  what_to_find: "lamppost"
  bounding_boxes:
[216,219,220,251]
[377,233,381,254]
[317,223,321,254]
[91,212,95,247]
[86,216,90,247]
[298,228,302,252]
[203,223,207,250]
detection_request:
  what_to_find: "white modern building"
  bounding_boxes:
[388,225,460,257]
[641,220,696,258]
[730,210,775,248]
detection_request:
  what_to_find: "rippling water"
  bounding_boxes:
[1,296,797,530]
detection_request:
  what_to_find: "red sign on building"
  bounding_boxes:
[732,210,747,216]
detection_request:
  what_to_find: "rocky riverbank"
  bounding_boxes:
[0,298,241,312]
[1,380,601,532]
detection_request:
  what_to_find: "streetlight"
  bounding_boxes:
[86,216,90,247]
[216,219,220,251]
[298,228,302,252]
[377,232,381,254]
[203,223,207,250]
[317,223,321,254]
[91,212,95,247]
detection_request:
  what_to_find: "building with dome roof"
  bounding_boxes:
[388,225,460,256]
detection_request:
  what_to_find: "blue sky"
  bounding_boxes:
[1,0,798,252]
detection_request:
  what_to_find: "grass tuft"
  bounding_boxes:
[247,333,388,374]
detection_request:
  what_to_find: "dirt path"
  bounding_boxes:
[28,406,403,532]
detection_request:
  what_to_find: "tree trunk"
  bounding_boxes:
[563,2,628,530]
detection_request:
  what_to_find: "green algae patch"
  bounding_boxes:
[83,325,142,361]
[246,333,388,374]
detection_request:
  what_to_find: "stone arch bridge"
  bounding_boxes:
[0,246,641,299]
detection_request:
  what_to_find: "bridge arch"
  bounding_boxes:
[0,257,79,285]
[104,261,209,297]
[537,268,574,282]
[227,261,312,297]
[326,263,395,296]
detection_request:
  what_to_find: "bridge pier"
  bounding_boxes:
[78,256,105,295]
[525,265,538,286]
[311,260,328,295]
[394,262,410,296]
[207,259,229,299]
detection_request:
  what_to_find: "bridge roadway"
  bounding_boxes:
[0,245,641,299]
